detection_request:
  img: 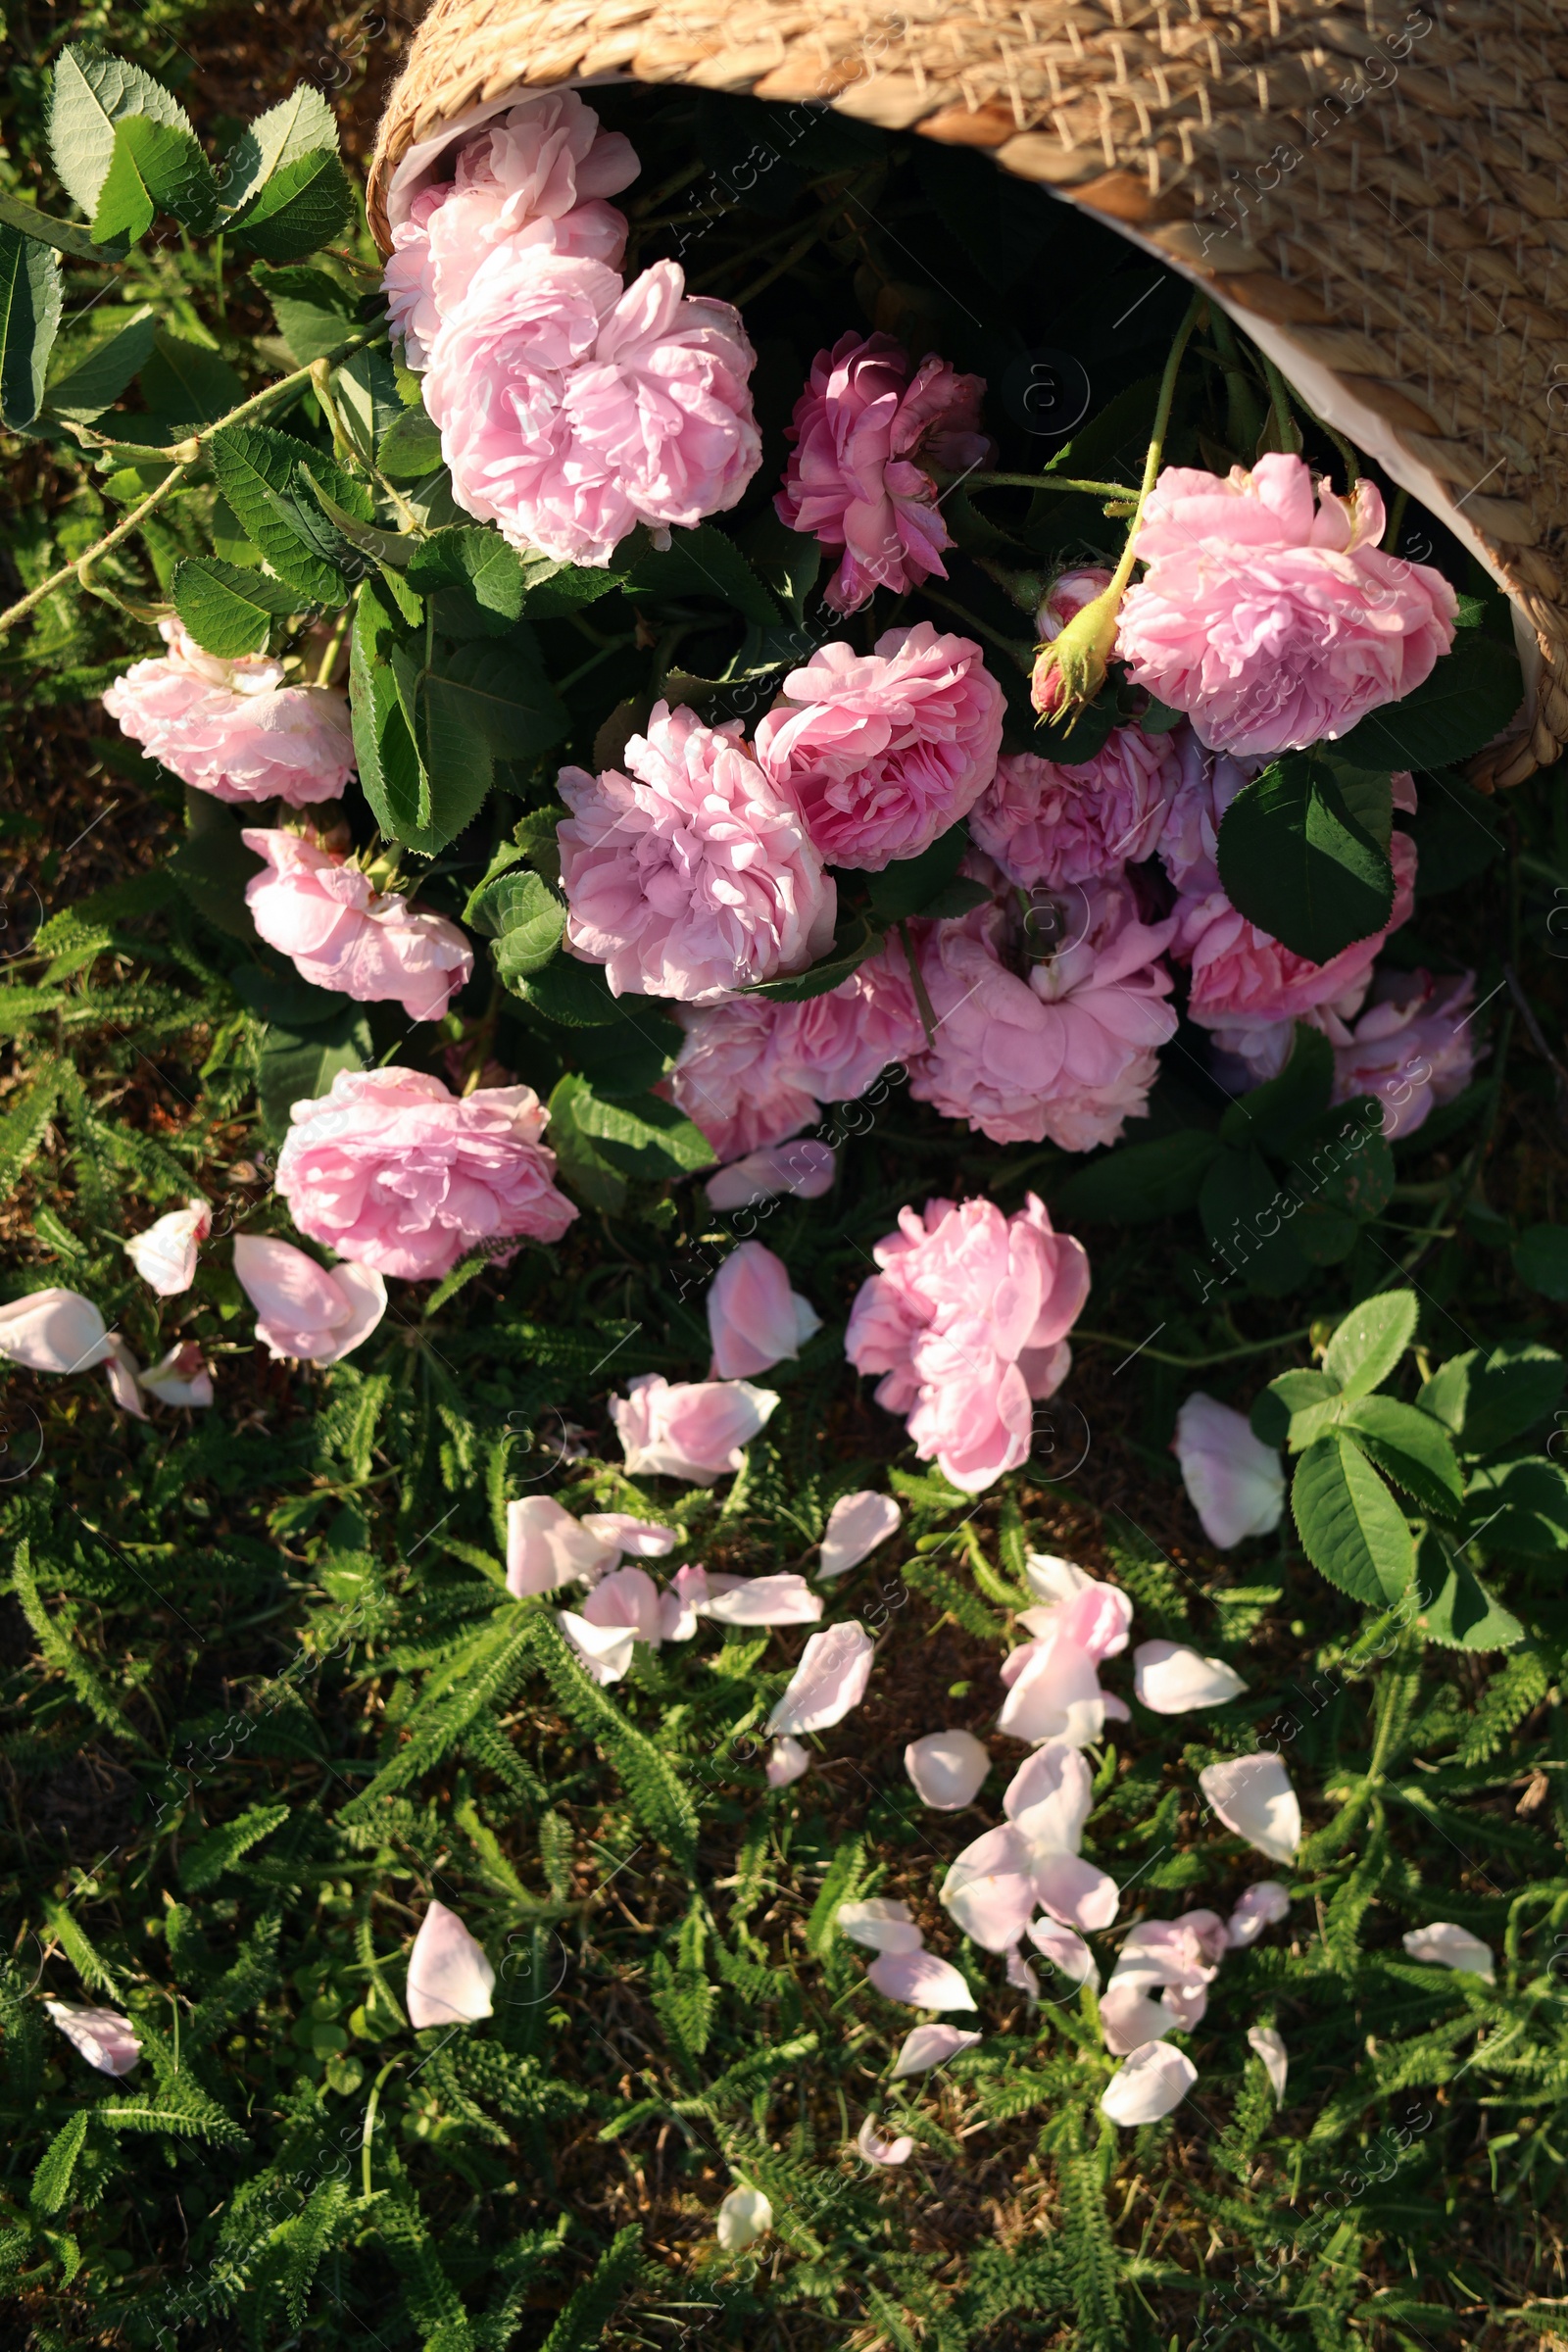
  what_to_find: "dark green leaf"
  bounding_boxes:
[571,1013,682,1100]
[740,504,820,623]
[1334,634,1525,772]
[0,224,61,429]
[544,1077,627,1212]
[376,405,445,481]
[220,85,339,216]
[229,149,354,263]
[251,262,357,364]
[351,586,431,852]
[210,421,353,603]
[509,956,624,1028]
[90,117,217,243]
[1218,1025,1333,1151]
[1217,752,1395,963]
[1513,1223,1568,1301]
[1199,1146,1311,1296]
[1415,1533,1523,1651]
[526,563,628,617]
[484,871,566,984]
[622,523,783,628]
[171,556,296,658]
[1251,1366,1340,1449]
[1417,1344,1565,1455]
[1401,768,1501,894]
[29,2113,87,2218]
[166,790,264,940]
[1322,1291,1418,1399]
[745,913,881,1003]
[554,1074,715,1180]
[866,825,970,919]
[42,301,154,422]
[1051,1129,1222,1224]
[257,1004,370,1143]
[332,344,404,465]
[1342,1395,1463,1515]
[1293,1431,1414,1604]
[227,961,349,1029]
[139,330,244,429]
[48,42,196,220]
[407,529,529,622]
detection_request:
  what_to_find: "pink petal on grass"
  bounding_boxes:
[818,1491,901,1579]
[891,2023,982,2078]
[406,1900,495,2029]
[867,1948,976,2011]
[905,1730,989,1810]
[1100,2040,1197,2126]
[765,1620,874,1736]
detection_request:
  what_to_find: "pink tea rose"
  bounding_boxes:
[1031,567,1114,718]
[274,1068,577,1280]
[243,829,472,1023]
[124,1196,210,1297]
[45,2002,142,2078]
[557,702,835,1003]
[1173,1393,1286,1550]
[1116,454,1458,756]
[384,90,638,364]
[705,1138,837,1211]
[776,331,991,613]
[846,1194,1090,1494]
[611,1371,778,1484]
[424,248,759,566]
[909,880,1178,1151]
[969,727,1182,891]
[754,623,1004,871]
[668,938,921,1158]
[406,1900,495,2029]
[1175,831,1416,1054]
[706,1241,821,1379]
[103,622,355,807]
[233,1234,387,1365]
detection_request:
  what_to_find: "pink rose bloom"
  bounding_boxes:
[243,829,472,1023]
[611,1371,778,1484]
[385,90,638,365]
[846,1194,1090,1494]
[1031,567,1114,718]
[775,331,992,613]
[102,621,354,807]
[557,701,835,1003]
[667,937,921,1157]
[1325,967,1481,1138]
[274,1067,577,1280]
[233,1234,387,1365]
[707,1241,820,1379]
[910,881,1178,1151]
[1176,831,1417,1054]
[754,623,1004,871]
[424,250,759,566]
[969,727,1181,891]
[1116,454,1458,757]
[1153,727,1262,897]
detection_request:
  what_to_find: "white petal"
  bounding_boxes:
[1133,1640,1248,1713]
[905,1730,990,1810]
[406,1900,495,2029]
[1100,2040,1197,2126]
[1174,1393,1285,1548]
[1226,1881,1291,1948]
[890,2023,981,2079]
[837,1899,922,1955]
[1200,1753,1300,1863]
[866,1949,976,2011]
[557,1609,635,1686]
[1247,2023,1288,2104]
[764,1621,873,1736]
[1026,1917,1099,1990]
[1401,1922,1494,1981]
[766,1737,811,1788]
[700,1573,822,1626]
[123,1198,209,1297]
[818,1491,901,1579]
[716,2184,771,2251]
[0,1289,113,1373]
[45,2000,142,2077]
[1022,1552,1095,1604]
[857,2114,913,2166]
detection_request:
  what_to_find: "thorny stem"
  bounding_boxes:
[1102,290,1206,608]
[965,472,1137,501]
[0,327,380,641]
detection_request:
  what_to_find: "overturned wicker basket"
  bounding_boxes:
[368,0,1568,788]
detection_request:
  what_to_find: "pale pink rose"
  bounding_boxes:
[138,1341,215,1408]
[1100,1911,1228,2055]
[1100,2039,1197,2126]
[775,331,992,613]
[764,1620,874,1736]
[866,1948,976,2010]
[1401,1922,1494,1980]
[1326,968,1481,1138]
[766,1736,811,1788]
[124,1197,210,1297]
[905,1729,990,1810]
[1132,1640,1248,1713]
[425,250,759,565]
[705,1138,836,1211]
[1175,831,1417,1049]
[845,1194,1090,1494]
[274,1068,577,1281]
[579,1564,663,1645]
[1116,453,1458,756]
[406,1901,495,2029]
[243,829,473,1023]
[45,2002,142,2077]
[102,621,354,807]
[233,1235,387,1367]
[909,881,1177,1152]
[384,90,638,364]
[1173,1393,1286,1550]
[1226,1882,1291,1949]
[557,702,835,1003]
[1154,728,1262,897]
[837,1899,922,1955]
[891,2022,982,2078]
[1031,567,1114,719]
[668,938,921,1157]
[707,1241,820,1379]
[754,623,1004,871]
[506,1494,616,1597]
[970,729,1181,892]
[611,1372,777,1484]
[1200,1754,1301,1864]
[857,2116,913,2166]
[818,1491,901,1580]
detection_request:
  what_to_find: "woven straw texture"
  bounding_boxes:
[369,0,1568,786]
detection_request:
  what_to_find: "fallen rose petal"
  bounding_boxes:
[905,1729,990,1810]
[580,1512,677,1558]
[45,2000,142,2077]
[857,2115,914,2165]
[837,1899,923,1955]
[890,2022,982,2079]
[716,2184,771,2252]
[137,1342,215,1407]
[1032,1851,1121,1934]
[658,1562,706,1642]
[579,1565,662,1644]
[766,1736,811,1788]
[941,1825,1038,1953]
[557,1608,636,1685]
[1226,1882,1291,1949]
[708,1240,821,1379]
[233,1235,388,1366]
[699,1573,823,1627]
[1026,1917,1099,1989]
[612,1372,779,1484]
[1005,1946,1041,1999]
[406,1900,495,2029]
[1100,2039,1197,2127]
[102,1338,148,1419]
[1174,1392,1285,1549]
[867,1948,977,2010]
[1200,1754,1301,1863]
[765,1620,874,1736]
[507,1495,617,1597]
[706,1139,836,1210]
[124,1197,211,1297]
[1133,1640,1248,1713]
[1248,2023,1288,2104]
[0,1288,117,1374]
[1402,1922,1494,1981]
[819,1490,902,1579]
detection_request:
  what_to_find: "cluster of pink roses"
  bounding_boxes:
[388,91,760,565]
[103,621,356,809]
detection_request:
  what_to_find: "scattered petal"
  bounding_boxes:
[1174,1393,1285,1548]
[579,1565,662,1644]
[557,1608,636,1686]
[857,2115,914,2166]
[766,1736,811,1788]
[1100,2039,1197,2127]
[507,1495,616,1597]
[837,1899,922,1955]
[819,1491,901,1579]
[1402,1922,1494,1981]
[580,1512,677,1558]
[716,2185,771,2252]
[1005,1946,1041,2000]
[941,1825,1037,1954]
[1026,1917,1099,1990]
[867,1948,977,2010]
[124,1197,211,1297]
[905,1730,990,1810]
[765,1621,874,1736]
[406,1900,495,2030]
[1133,1640,1248,1713]
[1248,2023,1288,2104]
[138,1342,215,1408]
[1226,1882,1291,1949]
[45,2001,142,2077]
[891,2023,982,2079]
[1200,1754,1301,1864]
[700,1573,823,1627]
[708,1240,822,1379]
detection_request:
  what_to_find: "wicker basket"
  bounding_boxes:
[368,0,1568,788]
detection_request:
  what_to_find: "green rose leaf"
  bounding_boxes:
[91,118,218,244]
[1052,1129,1222,1225]
[1341,1395,1464,1517]
[482,871,567,984]
[1321,1290,1418,1399]
[228,148,355,264]
[1250,1366,1341,1450]
[171,556,297,659]
[43,301,155,423]
[48,41,197,221]
[1417,1344,1565,1455]
[1414,1533,1524,1653]
[1512,1223,1568,1302]
[220,85,339,216]
[0,222,61,429]
[1217,751,1396,965]
[1293,1430,1414,1605]
[210,422,357,604]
